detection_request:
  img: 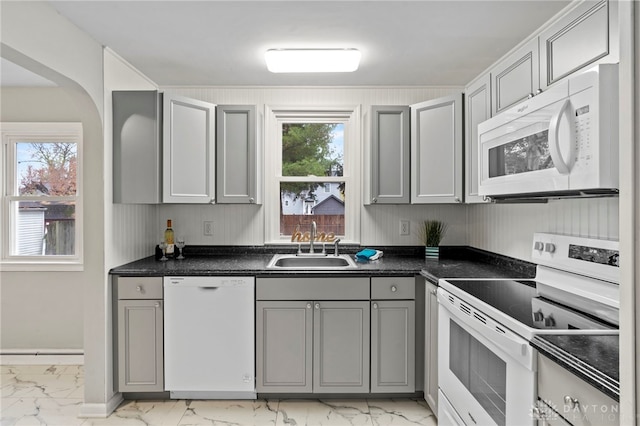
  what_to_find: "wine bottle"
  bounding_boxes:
[164,219,175,257]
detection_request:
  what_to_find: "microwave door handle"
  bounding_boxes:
[548,99,575,175]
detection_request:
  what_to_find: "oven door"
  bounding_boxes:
[438,289,536,426]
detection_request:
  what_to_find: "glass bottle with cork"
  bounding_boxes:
[164,219,175,257]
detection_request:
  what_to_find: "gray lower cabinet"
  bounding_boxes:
[256,277,375,394]
[371,300,415,393]
[115,277,164,392]
[256,299,370,394]
[423,280,438,415]
[256,301,313,392]
[371,276,415,393]
[313,301,370,393]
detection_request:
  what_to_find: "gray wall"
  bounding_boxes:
[0,88,84,351]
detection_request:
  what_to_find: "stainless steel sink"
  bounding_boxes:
[266,253,358,270]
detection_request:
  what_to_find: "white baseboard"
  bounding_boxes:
[79,393,123,418]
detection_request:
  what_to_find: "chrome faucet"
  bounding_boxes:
[333,238,341,256]
[309,221,317,254]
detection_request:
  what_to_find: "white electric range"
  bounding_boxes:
[437,233,619,426]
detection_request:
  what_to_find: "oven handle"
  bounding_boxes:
[438,291,533,367]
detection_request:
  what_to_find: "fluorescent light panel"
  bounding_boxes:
[265,49,361,73]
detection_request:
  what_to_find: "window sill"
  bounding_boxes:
[0,260,84,272]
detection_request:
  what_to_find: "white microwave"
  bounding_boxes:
[478,64,619,200]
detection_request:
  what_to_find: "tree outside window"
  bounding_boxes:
[280,123,345,238]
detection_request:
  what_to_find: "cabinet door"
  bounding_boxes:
[163,94,216,203]
[216,105,258,204]
[464,75,491,204]
[112,90,162,204]
[410,94,463,204]
[370,106,410,204]
[539,0,614,89]
[313,301,370,393]
[256,301,313,393]
[492,38,540,115]
[424,281,438,415]
[117,300,163,392]
[371,300,415,393]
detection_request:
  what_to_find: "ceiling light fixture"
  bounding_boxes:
[265,48,361,73]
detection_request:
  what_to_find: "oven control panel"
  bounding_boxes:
[532,233,619,284]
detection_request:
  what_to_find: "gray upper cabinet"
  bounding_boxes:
[410,94,463,204]
[313,301,370,393]
[464,74,491,204]
[256,301,313,393]
[163,94,216,203]
[112,90,162,204]
[216,105,259,204]
[491,38,540,115]
[369,106,410,204]
[539,0,617,90]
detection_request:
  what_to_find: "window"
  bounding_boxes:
[265,107,361,243]
[1,123,83,270]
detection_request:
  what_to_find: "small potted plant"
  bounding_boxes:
[419,219,448,259]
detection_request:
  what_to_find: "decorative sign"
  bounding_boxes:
[291,230,336,243]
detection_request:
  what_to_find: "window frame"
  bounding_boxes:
[264,106,361,244]
[1,122,83,271]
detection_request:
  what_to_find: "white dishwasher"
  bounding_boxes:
[163,276,256,399]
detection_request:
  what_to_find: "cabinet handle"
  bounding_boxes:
[431,289,437,295]
[563,395,579,409]
[390,285,397,292]
[315,303,320,309]
[455,197,461,203]
[306,303,312,309]
[536,89,543,95]
[373,303,378,309]
[136,285,142,292]
[372,197,378,203]
[528,92,535,99]
[249,198,255,204]
[154,302,161,308]
[210,198,216,204]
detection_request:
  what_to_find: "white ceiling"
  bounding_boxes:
[8,1,572,87]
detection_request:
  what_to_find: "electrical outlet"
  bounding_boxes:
[400,220,410,236]
[203,221,213,236]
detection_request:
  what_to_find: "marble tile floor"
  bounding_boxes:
[1,365,437,426]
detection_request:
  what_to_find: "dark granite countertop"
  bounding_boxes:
[109,245,536,279]
[531,334,619,402]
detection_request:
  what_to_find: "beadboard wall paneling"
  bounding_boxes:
[158,86,462,245]
[467,198,619,261]
[104,48,158,267]
[361,204,467,247]
[157,204,262,246]
[110,204,157,265]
